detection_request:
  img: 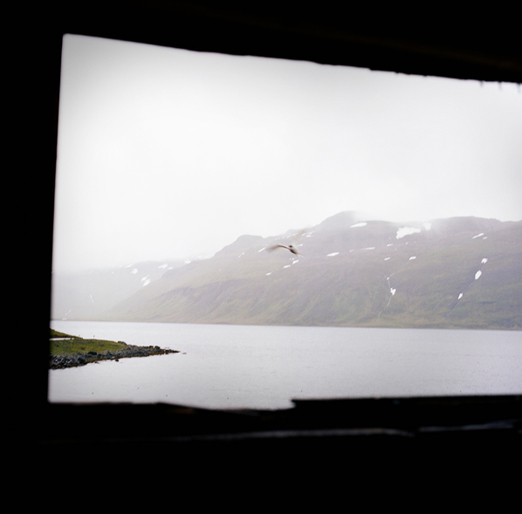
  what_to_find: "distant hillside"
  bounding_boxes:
[51,260,184,320]
[89,212,522,330]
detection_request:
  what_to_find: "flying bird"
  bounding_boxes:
[266,229,308,256]
[266,243,301,255]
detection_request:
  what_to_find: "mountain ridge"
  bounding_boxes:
[52,213,522,330]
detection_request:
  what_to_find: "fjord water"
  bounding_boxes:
[48,320,522,410]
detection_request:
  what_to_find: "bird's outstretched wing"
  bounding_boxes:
[266,244,302,256]
[266,244,288,252]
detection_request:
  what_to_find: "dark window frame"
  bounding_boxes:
[29,1,521,464]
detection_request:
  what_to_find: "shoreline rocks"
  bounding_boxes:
[50,344,178,369]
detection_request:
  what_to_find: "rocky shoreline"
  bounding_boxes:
[50,344,178,369]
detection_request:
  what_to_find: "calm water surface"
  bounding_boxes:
[49,320,522,410]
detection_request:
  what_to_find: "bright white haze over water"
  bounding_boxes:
[53,34,522,273]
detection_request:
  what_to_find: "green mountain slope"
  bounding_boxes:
[102,213,522,329]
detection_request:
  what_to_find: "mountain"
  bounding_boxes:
[51,260,184,320]
[53,213,522,330]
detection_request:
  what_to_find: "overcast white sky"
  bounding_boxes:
[53,34,522,273]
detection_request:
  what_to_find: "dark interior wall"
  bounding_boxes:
[46,0,522,83]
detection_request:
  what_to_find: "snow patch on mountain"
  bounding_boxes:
[396,227,421,239]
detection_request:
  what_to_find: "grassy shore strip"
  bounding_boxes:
[50,329,178,369]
